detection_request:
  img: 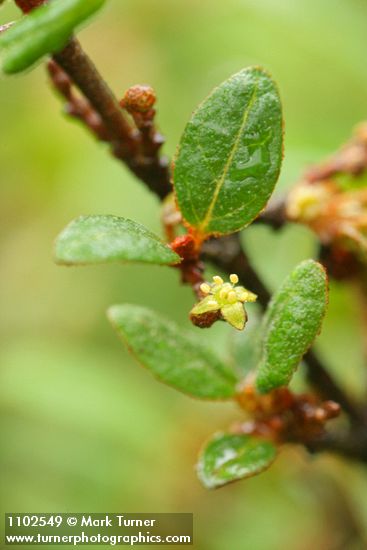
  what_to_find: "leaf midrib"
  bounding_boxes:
[198,77,260,233]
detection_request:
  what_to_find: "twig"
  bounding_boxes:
[53,39,137,157]
[47,60,110,142]
[53,39,171,199]
[307,426,367,463]
[304,349,363,424]
[15,0,172,198]
[255,196,287,230]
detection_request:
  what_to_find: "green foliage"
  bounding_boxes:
[54,215,180,266]
[0,0,339,495]
[1,0,367,538]
[108,304,238,399]
[0,0,105,74]
[255,260,328,394]
[197,433,277,489]
[173,67,283,236]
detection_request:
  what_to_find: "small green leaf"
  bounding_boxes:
[197,433,277,489]
[255,260,328,394]
[54,215,180,266]
[173,67,283,236]
[0,0,105,74]
[108,304,238,399]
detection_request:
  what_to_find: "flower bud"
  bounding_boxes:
[121,85,156,114]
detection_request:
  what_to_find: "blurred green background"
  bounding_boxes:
[1,0,367,548]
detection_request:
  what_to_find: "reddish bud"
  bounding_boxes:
[169,234,197,261]
[121,85,156,114]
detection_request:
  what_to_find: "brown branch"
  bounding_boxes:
[52,39,171,199]
[53,39,137,157]
[304,349,363,425]
[254,196,288,230]
[15,0,172,199]
[307,426,367,463]
[47,60,110,142]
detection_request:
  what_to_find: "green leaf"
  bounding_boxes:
[173,67,283,236]
[255,260,328,394]
[197,433,277,489]
[54,215,180,266]
[107,304,238,399]
[0,0,105,74]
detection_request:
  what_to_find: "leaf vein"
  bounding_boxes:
[198,78,260,233]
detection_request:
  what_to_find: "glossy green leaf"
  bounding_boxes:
[108,304,238,399]
[256,260,328,394]
[197,433,277,489]
[54,215,180,266]
[173,67,283,236]
[0,0,105,74]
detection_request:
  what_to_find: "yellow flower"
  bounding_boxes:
[191,274,257,330]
